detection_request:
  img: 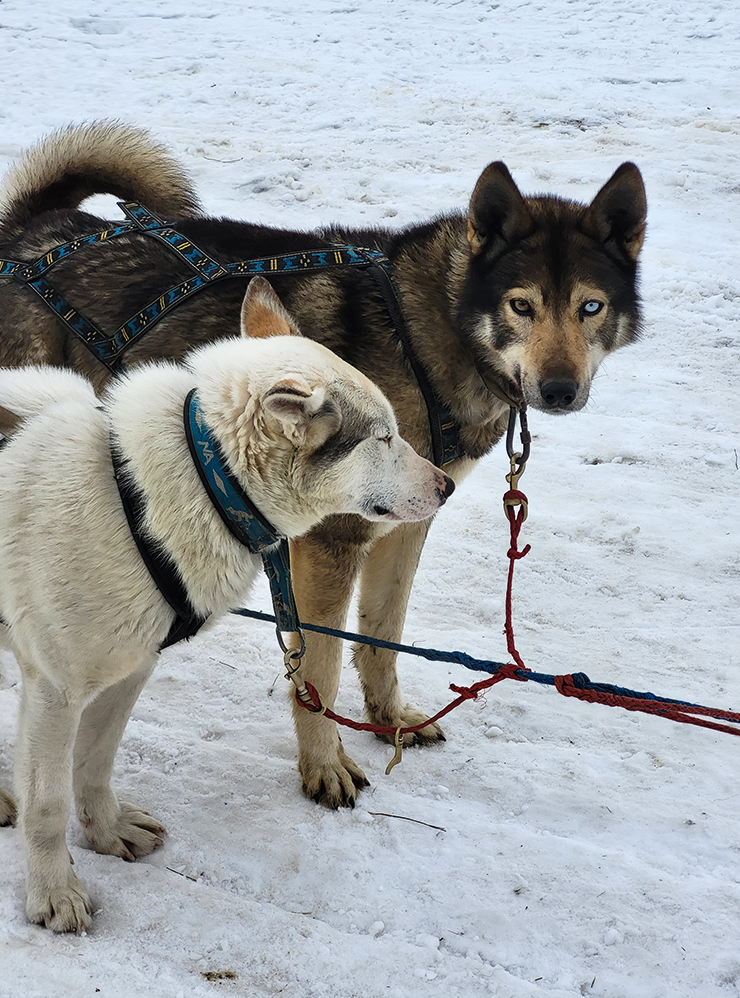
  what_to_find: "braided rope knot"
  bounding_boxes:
[503,488,528,507]
[298,680,324,712]
[449,662,527,700]
[448,679,492,701]
[503,490,528,524]
[504,490,531,561]
[505,661,531,682]
[555,673,607,702]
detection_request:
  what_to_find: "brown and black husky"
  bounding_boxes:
[0,122,647,814]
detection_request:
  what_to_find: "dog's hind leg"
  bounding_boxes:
[73,656,166,861]
[290,528,370,809]
[354,519,445,746]
[16,660,91,933]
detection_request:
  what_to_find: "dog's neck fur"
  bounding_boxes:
[106,364,302,618]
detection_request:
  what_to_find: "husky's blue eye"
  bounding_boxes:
[582,300,604,317]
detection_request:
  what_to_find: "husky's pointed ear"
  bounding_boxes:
[581,162,647,264]
[240,276,302,339]
[261,377,327,445]
[467,162,534,256]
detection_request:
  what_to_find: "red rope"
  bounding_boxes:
[295,484,740,742]
[503,490,531,672]
[297,663,522,738]
[554,674,740,736]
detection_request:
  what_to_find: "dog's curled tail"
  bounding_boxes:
[0,120,202,238]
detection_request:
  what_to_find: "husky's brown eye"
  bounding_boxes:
[510,298,533,317]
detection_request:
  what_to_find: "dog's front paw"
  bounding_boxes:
[370,703,446,747]
[81,800,166,861]
[27,870,92,934]
[0,787,17,826]
[300,743,370,809]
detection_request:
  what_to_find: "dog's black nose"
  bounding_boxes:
[540,379,578,409]
[437,474,455,505]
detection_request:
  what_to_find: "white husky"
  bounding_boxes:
[0,277,454,933]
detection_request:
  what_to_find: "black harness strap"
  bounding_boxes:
[0,202,464,468]
[356,248,461,467]
[110,440,209,650]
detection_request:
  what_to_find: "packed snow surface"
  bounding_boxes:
[0,2,739,996]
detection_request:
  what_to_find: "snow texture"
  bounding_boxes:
[0,1,739,996]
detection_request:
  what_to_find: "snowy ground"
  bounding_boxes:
[1,1,739,996]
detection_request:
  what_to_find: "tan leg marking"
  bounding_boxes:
[289,529,370,809]
[355,519,444,746]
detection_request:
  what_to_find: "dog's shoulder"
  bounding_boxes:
[104,360,193,442]
[0,365,96,438]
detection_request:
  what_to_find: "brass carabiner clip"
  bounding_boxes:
[504,454,529,522]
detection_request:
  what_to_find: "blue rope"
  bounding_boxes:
[229,606,731,717]
[230,607,505,671]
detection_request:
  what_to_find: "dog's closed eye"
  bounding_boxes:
[0,404,21,437]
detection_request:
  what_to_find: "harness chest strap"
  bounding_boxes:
[111,442,207,650]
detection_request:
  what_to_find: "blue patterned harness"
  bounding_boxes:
[0,201,463,467]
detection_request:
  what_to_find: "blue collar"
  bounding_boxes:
[183,389,301,636]
[184,388,282,553]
